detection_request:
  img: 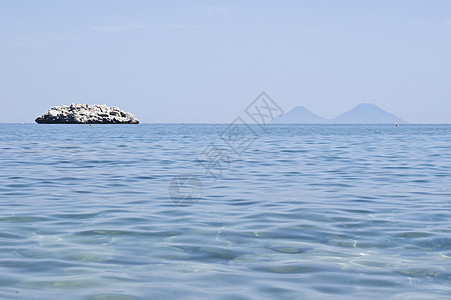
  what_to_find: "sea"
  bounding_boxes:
[0,123,450,299]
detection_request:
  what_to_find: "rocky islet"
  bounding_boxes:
[35,104,139,124]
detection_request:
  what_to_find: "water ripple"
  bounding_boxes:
[0,124,450,299]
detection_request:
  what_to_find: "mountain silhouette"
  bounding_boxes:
[272,103,406,124]
[272,106,328,123]
[331,103,406,124]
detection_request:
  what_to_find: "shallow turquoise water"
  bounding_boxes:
[0,124,450,299]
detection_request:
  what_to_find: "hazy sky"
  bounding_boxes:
[0,1,450,123]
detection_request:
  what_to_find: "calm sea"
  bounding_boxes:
[0,124,450,299]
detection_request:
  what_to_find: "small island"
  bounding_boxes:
[35,103,139,124]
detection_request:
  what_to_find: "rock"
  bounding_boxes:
[35,104,139,124]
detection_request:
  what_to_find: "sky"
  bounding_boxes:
[0,0,450,123]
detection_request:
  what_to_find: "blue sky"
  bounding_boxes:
[0,0,450,123]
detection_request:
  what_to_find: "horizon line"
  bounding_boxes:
[3,122,451,125]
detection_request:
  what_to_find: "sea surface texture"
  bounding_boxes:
[0,124,450,299]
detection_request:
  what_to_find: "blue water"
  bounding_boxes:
[0,124,450,299]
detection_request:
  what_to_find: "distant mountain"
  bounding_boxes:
[271,103,407,124]
[272,106,328,124]
[331,103,406,124]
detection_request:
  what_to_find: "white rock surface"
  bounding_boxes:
[35,104,139,124]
